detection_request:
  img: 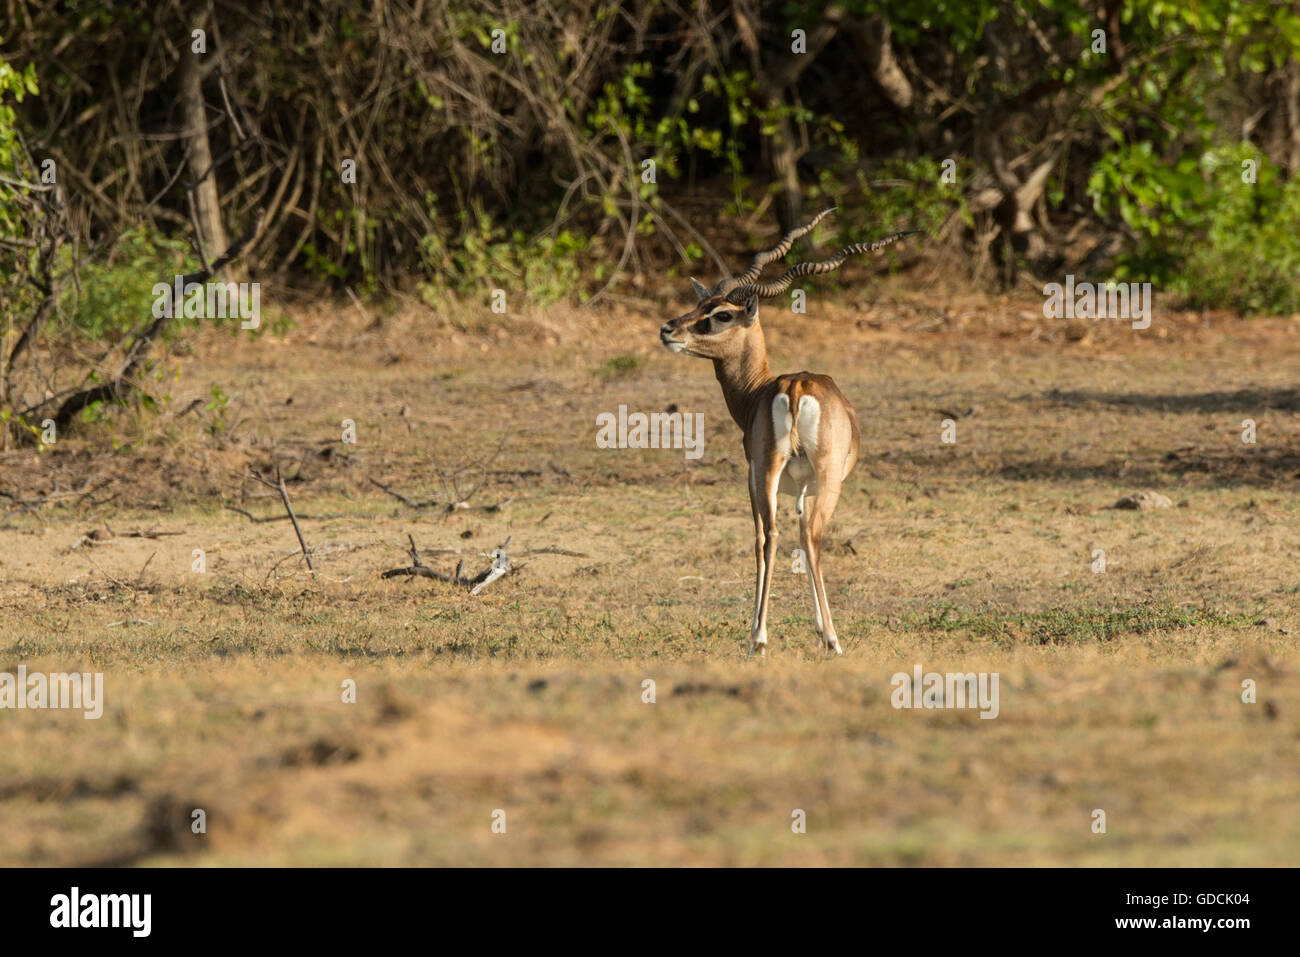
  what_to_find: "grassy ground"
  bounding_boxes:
[1,283,1298,865]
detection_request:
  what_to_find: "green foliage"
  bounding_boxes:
[0,47,42,332]
[820,156,959,248]
[852,0,1001,51]
[10,2,1300,314]
[61,224,194,340]
[1093,144,1300,314]
[1075,1,1300,312]
[1178,151,1300,315]
[204,383,231,435]
[0,46,39,236]
[0,406,49,450]
[418,198,588,307]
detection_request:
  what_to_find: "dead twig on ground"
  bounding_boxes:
[0,476,109,515]
[368,477,516,514]
[224,505,368,523]
[381,534,516,594]
[134,551,157,588]
[72,524,185,546]
[519,545,588,557]
[248,467,314,576]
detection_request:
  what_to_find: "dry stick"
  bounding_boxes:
[455,432,509,504]
[520,545,588,558]
[381,534,515,592]
[0,476,107,513]
[368,476,517,514]
[470,538,513,596]
[48,216,262,431]
[583,119,640,308]
[82,553,136,592]
[277,472,314,576]
[135,551,157,587]
[249,468,314,576]
[224,505,365,524]
[369,477,425,508]
[381,534,445,581]
[185,187,211,270]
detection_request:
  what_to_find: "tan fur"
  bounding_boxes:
[660,297,859,655]
[786,381,805,454]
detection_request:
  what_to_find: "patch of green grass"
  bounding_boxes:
[899,601,1251,645]
[596,355,641,378]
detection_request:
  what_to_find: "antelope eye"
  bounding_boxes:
[714,311,735,323]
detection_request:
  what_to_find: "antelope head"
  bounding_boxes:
[659,207,920,359]
[658,285,760,360]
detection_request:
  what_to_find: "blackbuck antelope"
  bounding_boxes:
[659,209,919,656]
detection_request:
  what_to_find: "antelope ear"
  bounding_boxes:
[740,295,759,325]
[689,277,710,302]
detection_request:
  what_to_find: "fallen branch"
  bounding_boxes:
[368,477,516,514]
[42,214,262,432]
[518,545,588,557]
[224,505,366,523]
[135,551,157,587]
[381,534,516,595]
[247,467,314,576]
[73,524,185,545]
[0,476,109,513]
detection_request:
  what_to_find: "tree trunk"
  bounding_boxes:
[737,3,844,241]
[768,99,804,235]
[179,49,226,266]
[853,18,913,111]
[1286,59,1300,178]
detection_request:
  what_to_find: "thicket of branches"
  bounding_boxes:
[5,1,1300,283]
[2,0,1300,442]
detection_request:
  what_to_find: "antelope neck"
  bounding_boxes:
[712,325,775,433]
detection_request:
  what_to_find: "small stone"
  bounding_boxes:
[1113,491,1172,510]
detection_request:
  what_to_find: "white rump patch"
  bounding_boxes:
[795,394,820,456]
[775,393,822,497]
[771,394,794,456]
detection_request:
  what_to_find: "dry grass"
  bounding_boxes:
[1,284,1298,865]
